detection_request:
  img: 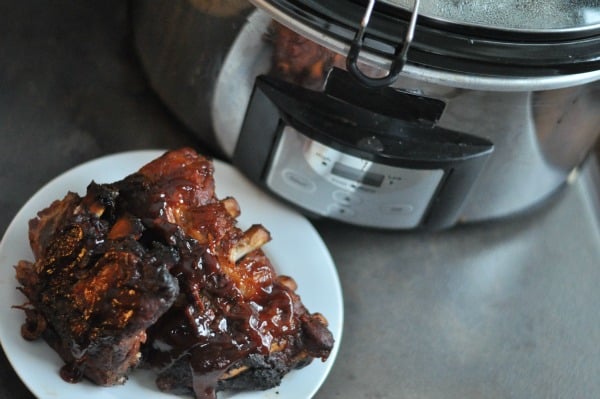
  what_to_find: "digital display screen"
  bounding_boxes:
[331,162,385,187]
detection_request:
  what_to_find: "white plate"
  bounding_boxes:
[0,150,343,399]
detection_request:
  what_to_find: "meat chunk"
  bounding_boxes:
[16,182,180,386]
[130,149,334,398]
[15,148,334,398]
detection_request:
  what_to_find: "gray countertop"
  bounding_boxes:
[1,2,599,399]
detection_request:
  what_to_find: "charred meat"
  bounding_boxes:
[15,182,180,386]
[15,148,334,399]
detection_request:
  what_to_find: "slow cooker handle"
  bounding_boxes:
[347,0,420,88]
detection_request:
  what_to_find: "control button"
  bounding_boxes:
[380,203,415,215]
[327,204,356,218]
[332,190,361,206]
[282,169,316,193]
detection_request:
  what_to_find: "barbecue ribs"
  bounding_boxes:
[15,148,334,399]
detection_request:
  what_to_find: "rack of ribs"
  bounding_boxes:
[15,147,334,399]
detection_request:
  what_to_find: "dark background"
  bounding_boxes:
[1,2,599,399]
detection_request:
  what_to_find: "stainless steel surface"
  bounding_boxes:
[132,0,255,158]
[265,126,444,228]
[251,0,600,91]
[415,80,600,222]
[211,10,272,156]
[1,2,600,399]
[210,10,600,222]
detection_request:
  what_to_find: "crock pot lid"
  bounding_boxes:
[254,0,600,81]
[384,0,600,32]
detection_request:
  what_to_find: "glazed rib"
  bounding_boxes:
[15,148,334,399]
[16,182,180,386]
[132,149,334,398]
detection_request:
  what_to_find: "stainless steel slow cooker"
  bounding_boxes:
[132,0,600,229]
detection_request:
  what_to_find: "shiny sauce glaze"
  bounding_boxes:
[27,181,180,386]
[19,149,333,398]
[143,236,299,399]
[116,153,301,399]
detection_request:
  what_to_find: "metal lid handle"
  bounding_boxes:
[346,0,420,88]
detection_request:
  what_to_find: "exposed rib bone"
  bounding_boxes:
[229,225,271,263]
[221,197,240,218]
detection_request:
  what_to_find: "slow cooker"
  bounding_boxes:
[131,0,600,229]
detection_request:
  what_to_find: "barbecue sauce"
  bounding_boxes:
[119,150,302,398]
[17,149,334,398]
[60,362,84,384]
[144,235,299,399]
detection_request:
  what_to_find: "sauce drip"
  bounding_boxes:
[144,237,298,399]
[19,149,333,398]
[114,152,305,398]
[60,362,84,384]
